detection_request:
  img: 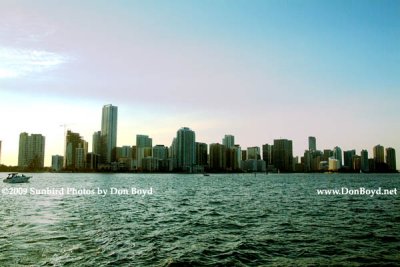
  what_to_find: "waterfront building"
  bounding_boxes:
[101,104,118,164]
[386,147,396,171]
[373,145,384,164]
[308,136,316,151]
[65,130,87,170]
[328,158,340,171]
[360,150,369,172]
[241,150,247,161]
[92,131,102,155]
[322,149,333,161]
[142,157,159,172]
[352,155,361,171]
[176,127,196,172]
[195,142,208,167]
[153,145,168,160]
[18,132,45,169]
[262,144,272,166]
[272,139,293,172]
[209,143,226,171]
[222,135,235,149]
[86,153,100,170]
[136,135,152,170]
[51,155,64,171]
[343,150,356,169]
[247,146,260,160]
[333,146,343,167]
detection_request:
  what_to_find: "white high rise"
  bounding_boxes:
[101,104,118,163]
[176,127,196,172]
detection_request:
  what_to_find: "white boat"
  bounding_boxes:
[3,173,32,183]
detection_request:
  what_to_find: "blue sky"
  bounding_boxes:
[0,0,399,167]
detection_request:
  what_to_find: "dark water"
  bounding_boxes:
[0,173,399,266]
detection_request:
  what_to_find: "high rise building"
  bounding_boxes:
[209,143,226,171]
[51,155,64,171]
[136,135,152,170]
[272,139,293,172]
[247,147,260,160]
[176,127,196,172]
[262,144,272,166]
[360,150,369,172]
[333,146,342,167]
[0,140,2,165]
[373,145,384,164]
[352,155,361,171]
[386,147,396,171]
[18,132,45,169]
[322,149,333,162]
[153,145,168,160]
[308,136,316,151]
[101,104,118,164]
[343,150,356,169]
[65,130,87,170]
[92,131,102,155]
[222,135,235,149]
[195,142,208,167]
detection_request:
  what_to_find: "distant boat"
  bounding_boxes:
[3,173,32,183]
[203,173,210,176]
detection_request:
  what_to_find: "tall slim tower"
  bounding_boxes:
[101,104,118,163]
[308,136,316,151]
[176,127,196,172]
[0,140,2,165]
[360,150,369,172]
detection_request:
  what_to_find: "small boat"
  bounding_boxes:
[203,173,210,176]
[3,173,32,183]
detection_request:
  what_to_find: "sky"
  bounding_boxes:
[0,0,399,168]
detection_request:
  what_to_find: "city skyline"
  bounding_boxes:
[0,1,399,167]
[1,103,398,172]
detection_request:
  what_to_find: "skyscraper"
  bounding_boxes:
[247,147,260,160]
[308,136,316,151]
[360,149,369,172]
[18,132,45,169]
[373,145,384,164]
[386,147,396,171]
[209,143,226,171]
[101,104,118,164]
[195,142,208,167]
[176,127,196,172]
[343,150,356,169]
[222,135,235,149]
[136,135,152,170]
[272,139,293,172]
[333,146,343,167]
[262,144,272,166]
[65,130,87,170]
[92,131,102,155]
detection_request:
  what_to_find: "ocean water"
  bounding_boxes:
[0,173,399,266]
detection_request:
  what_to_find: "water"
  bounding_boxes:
[0,173,399,266]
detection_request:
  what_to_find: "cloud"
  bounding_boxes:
[0,46,68,79]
